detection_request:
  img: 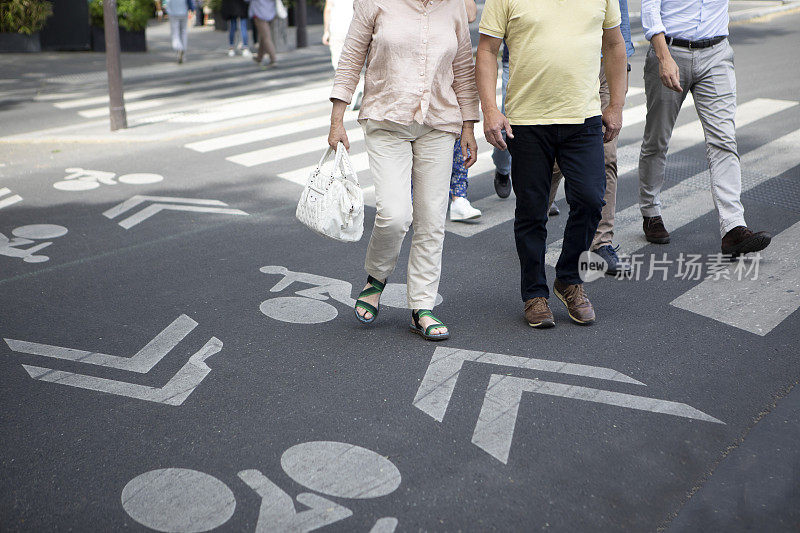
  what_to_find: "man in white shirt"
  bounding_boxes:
[639,0,771,256]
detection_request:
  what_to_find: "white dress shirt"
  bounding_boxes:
[642,0,729,41]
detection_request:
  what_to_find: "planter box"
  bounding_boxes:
[0,32,41,52]
[90,25,147,52]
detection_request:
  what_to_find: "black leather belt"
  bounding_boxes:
[666,35,726,49]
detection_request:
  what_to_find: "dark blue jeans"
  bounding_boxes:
[507,116,606,300]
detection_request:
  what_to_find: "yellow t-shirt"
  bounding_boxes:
[479,0,621,125]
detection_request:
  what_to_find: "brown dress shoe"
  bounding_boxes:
[524,297,555,328]
[643,215,671,244]
[721,226,772,256]
[553,279,595,325]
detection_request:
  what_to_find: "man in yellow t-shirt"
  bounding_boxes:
[476,0,628,329]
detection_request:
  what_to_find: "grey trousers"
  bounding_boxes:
[638,38,746,237]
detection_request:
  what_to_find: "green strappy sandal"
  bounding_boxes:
[410,309,450,341]
[354,275,386,324]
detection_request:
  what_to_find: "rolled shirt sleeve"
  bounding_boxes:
[330,0,375,104]
[641,0,667,40]
[452,9,480,123]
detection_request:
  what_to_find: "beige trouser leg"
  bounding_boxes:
[254,17,276,63]
[549,65,621,249]
[363,120,456,309]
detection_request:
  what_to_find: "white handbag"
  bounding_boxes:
[295,143,364,242]
[275,0,288,19]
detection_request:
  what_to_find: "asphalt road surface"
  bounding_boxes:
[1,10,799,533]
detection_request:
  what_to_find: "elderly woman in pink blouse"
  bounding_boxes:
[328,0,479,341]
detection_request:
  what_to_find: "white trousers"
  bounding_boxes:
[363,120,456,309]
[170,16,188,52]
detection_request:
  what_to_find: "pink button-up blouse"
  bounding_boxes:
[330,0,480,135]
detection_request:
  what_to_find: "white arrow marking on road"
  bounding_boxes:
[21,336,222,406]
[0,187,23,210]
[671,220,800,336]
[4,314,197,373]
[413,347,644,422]
[103,195,248,229]
[472,374,724,463]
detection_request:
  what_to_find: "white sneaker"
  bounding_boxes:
[227,48,235,57]
[242,48,252,58]
[449,197,481,221]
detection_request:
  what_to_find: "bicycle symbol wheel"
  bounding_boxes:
[121,468,236,533]
[118,173,164,185]
[53,180,100,191]
[259,296,339,324]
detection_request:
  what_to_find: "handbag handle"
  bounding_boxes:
[333,142,360,187]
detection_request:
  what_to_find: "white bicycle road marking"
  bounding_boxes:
[122,441,400,533]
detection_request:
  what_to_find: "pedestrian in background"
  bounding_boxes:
[322,0,363,110]
[546,0,636,276]
[158,0,193,63]
[449,0,482,223]
[249,0,278,66]
[477,0,628,328]
[329,0,479,341]
[638,0,771,255]
[222,0,252,57]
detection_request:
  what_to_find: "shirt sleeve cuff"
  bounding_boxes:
[330,86,353,105]
[602,20,621,30]
[478,27,504,39]
[644,25,666,40]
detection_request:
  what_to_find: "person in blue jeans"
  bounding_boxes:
[492,45,561,216]
[222,0,252,57]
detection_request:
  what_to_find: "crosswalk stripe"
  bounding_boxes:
[615,98,797,176]
[78,99,168,118]
[545,127,800,265]
[228,126,367,167]
[186,115,355,153]
[671,220,800,336]
[0,187,23,209]
[620,94,694,130]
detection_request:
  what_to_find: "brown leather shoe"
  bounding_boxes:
[553,279,595,325]
[643,216,671,244]
[721,226,772,256]
[524,297,555,328]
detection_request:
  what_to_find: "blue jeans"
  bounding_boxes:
[507,117,606,300]
[228,18,248,47]
[492,59,511,176]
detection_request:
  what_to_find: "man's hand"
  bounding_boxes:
[460,123,478,168]
[484,107,513,151]
[602,103,623,142]
[658,54,682,92]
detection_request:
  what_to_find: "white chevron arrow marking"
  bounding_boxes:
[103,195,248,229]
[413,347,644,422]
[414,347,724,464]
[21,336,222,406]
[4,314,197,373]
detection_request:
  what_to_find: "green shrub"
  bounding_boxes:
[207,0,221,12]
[88,0,151,32]
[0,0,53,34]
